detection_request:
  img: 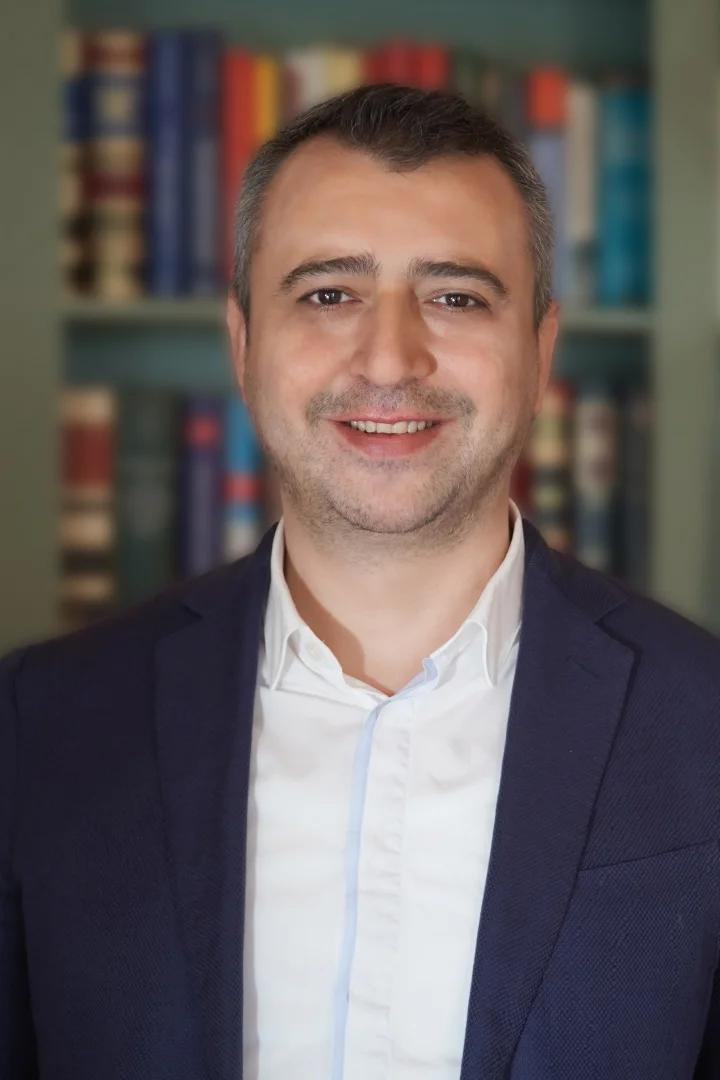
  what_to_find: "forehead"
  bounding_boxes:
[253,136,532,278]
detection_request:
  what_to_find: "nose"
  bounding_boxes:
[348,291,436,386]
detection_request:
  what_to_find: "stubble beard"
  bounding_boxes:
[250,400,531,561]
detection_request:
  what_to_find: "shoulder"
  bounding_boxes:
[1,552,260,715]
[546,542,720,696]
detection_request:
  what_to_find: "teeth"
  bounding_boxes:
[348,419,434,434]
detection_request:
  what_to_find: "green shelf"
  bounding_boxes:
[61,297,655,335]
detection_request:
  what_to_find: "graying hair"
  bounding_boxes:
[232,83,554,330]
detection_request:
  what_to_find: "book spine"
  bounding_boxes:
[565,78,598,305]
[281,46,331,116]
[527,67,569,301]
[85,31,146,301]
[222,48,257,282]
[60,29,92,294]
[528,379,575,553]
[187,31,221,296]
[572,384,620,572]
[223,397,265,560]
[620,385,652,589]
[598,81,652,305]
[324,46,363,96]
[179,396,225,576]
[254,53,281,144]
[414,44,450,90]
[363,45,387,85]
[116,387,180,605]
[496,71,530,144]
[380,40,419,85]
[147,31,190,295]
[59,386,117,630]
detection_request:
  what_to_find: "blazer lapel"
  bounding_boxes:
[154,525,276,1080]
[460,522,636,1080]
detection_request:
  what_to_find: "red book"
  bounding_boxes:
[363,46,387,84]
[59,387,118,630]
[382,40,418,84]
[222,49,257,283]
[364,40,418,85]
[414,45,450,90]
[527,67,568,129]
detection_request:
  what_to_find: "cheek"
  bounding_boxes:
[439,335,526,418]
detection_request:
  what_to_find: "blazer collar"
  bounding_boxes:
[155,517,633,1080]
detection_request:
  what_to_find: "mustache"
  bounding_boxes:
[307,386,476,423]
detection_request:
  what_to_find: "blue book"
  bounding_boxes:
[146,31,191,295]
[179,395,224,576]
[223,397,264,560]
[187,31,221,295]
[528,129,568,300]
[598,83,652,306]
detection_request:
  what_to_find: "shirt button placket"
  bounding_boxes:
[343,697,415,1080]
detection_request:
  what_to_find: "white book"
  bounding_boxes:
[566,78,598,305]
[283,45,333,115]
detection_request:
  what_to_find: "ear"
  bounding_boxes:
[533,299,560,416]
[226,291,249,401]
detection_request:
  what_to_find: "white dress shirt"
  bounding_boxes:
[242,502,525,1080]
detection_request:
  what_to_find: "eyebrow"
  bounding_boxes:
[276,252,510,300]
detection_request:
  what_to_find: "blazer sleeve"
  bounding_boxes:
[0,648,39,1078]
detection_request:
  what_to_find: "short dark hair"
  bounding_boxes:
[232,82,554,329]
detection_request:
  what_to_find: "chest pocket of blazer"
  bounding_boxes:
[513,840,720,1079]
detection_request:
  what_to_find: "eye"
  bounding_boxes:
[300,287,354,308]
[431,292,489,312]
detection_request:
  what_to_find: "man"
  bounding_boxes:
[1,84,719,1080]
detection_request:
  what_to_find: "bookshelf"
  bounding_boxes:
[1,0,718,653]
[61,297,656,335]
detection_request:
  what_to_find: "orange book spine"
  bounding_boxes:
[527,66,568,129]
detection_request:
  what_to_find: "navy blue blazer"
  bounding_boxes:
[2,518,720,1079]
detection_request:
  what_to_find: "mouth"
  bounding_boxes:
[330,417,446,458]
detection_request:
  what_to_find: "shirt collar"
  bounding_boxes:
[261,500,525,692]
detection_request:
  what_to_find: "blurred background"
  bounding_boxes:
[1,0,718,652]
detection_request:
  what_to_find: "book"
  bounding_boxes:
[116,387,180,605]
[146,30,191,295]
[187,31,222,296]
[222,47,256,280]
[325,46,364,96]
[59,29,91,294]
[619,385,652,589]
[223,397,265,560]
[283,45,333,116]
[59,386,118,630]
[527,378,575,554]
[85,30,146,300]
[572,383,620,572]
[597,79,652,305]
[414,44,451,90]
[565,78,598,306]
[179,395,225,576]
[526,67,569,301]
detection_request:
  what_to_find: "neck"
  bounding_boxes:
[280,495,514,695]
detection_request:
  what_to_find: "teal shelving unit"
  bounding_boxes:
[1,0,718,652]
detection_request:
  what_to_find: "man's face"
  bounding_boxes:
[227,137,558,542]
